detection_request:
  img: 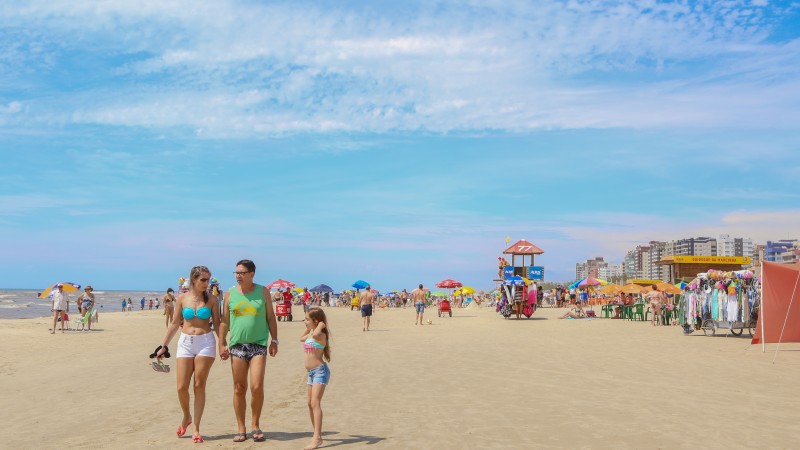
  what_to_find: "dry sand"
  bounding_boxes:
[1,304,798,449]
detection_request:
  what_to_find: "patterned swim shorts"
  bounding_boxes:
[229,343,267,362]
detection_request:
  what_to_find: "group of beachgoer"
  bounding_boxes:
[49,284,97,333]
[153,260,330,449]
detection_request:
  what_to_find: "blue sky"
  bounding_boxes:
[1,1,799,291]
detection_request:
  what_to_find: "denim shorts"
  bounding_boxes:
[307,363,331,385]
[415,302,425,313]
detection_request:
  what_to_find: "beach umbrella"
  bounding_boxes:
[352,280,370,289]
[460,286,476,294]
[599,284,622,295]
[38,282,81,298]
[310,284,333,293]
[578,277,609,288]
[266,279,295,290]
[656,282,682,295]
[436,279,462,289]
[619,283,645,294]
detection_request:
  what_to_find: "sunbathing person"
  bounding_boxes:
[558,304,585,319]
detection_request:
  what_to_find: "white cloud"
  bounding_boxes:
[0,1,797,135]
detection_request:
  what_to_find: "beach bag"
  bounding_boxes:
[500,304,512,318]
[522,304,533,318]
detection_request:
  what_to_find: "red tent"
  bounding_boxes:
[752,261,800,350]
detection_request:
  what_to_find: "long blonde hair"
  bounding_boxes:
[307,307,331,362]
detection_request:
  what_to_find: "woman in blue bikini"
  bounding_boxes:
[300,307,331,450]
[156,266,221,443]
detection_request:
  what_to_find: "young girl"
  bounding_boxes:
[300,307,331,450]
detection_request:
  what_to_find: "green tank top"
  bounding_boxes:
[228,284,270,347]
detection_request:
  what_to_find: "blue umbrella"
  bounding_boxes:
[310,284,334,293]
[352,280,370,289]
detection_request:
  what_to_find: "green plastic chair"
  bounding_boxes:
[630,304,645,321]
[622,305,633,320]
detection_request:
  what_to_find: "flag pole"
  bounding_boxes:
[761,263,765,353]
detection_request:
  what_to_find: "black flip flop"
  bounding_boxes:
[149,345,170,359]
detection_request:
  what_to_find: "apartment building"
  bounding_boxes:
[718,234,754,258]
[675,237,717,256]
[765,240,798,262]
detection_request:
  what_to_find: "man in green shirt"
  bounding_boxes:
[218,259,279,443]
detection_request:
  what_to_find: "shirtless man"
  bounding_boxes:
[360,286,376,331]
[412,284,426,325]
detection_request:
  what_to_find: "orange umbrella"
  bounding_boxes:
[598,284,622,295]
[656,282,681,295]
[619,283,645,294]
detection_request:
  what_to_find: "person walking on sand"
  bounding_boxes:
[77,285,95,331]
[644,285,665,326]
[300,307,332,450]
[155,265,221,443]
[413,284,426,325]
[218,259,279,443]
[303,287,311,313]
[50,283,70,334]
[163,288,176,328]
[360,286,376,331]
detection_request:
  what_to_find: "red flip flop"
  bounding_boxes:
[176,420,192,437]
[193,435,204,443]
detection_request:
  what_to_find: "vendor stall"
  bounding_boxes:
[677,269,759,337]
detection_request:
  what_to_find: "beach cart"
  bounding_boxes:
[275,302,293,322]
[438,299,452,317]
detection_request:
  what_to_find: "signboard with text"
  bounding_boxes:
[503,266,515,279]
[528,266,544,280]
[670,256,751,265]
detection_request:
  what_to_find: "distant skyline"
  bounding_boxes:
[1,1,799,291]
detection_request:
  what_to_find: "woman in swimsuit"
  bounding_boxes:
[163,288,176,328]
[300,306,331,450]
[78,286,95,331]
[644,285,663,326]
[156,266,220,444]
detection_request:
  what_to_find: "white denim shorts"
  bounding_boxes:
[176,331,216,358]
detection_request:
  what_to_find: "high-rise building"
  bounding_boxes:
[623,251,636,279]
[576,257,607,280]
[598,263,624,284]
[675,237,717,256]
[718,234,754,258]
[647,241,668,280]
[766,240,798,262]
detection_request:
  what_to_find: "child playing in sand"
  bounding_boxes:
[300,307,331,450]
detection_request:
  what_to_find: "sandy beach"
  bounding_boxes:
[1,304,798,449]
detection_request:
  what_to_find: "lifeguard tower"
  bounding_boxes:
[499,239,546,282]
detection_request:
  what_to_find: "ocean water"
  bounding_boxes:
[0,289,165,319]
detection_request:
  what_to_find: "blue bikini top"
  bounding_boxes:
[182,306,212,321]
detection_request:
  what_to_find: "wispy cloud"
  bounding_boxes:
[1,1,797,135]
